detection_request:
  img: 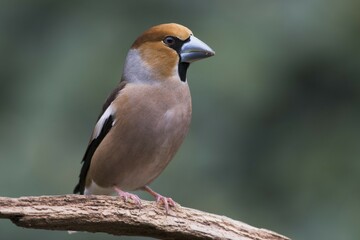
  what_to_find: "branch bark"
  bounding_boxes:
[0,195,289,240]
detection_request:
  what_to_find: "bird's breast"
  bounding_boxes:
[89,82,192,191]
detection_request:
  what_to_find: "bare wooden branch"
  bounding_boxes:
[0,195,289,240]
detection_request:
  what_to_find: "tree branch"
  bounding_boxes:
[0,195,289,240]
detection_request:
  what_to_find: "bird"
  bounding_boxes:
[73,23,215,212]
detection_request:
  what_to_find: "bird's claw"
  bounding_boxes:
[122,192,142,206]
[142,185,177,214]
[114,187,142,206]
[155,195,176,214]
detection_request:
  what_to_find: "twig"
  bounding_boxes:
[0,195,290,240]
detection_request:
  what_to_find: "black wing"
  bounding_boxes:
[73,81,127,194]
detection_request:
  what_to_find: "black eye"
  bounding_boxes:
[163,36,176,46]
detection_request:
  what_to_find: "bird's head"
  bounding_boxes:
[123,23,215,83]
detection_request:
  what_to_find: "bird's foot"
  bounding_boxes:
[114,186,141,206]
[155,195,176,214]
[142,185,176,214]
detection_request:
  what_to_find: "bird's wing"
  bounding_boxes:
[73,81,127,194]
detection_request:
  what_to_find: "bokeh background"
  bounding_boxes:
[1,1,359,239]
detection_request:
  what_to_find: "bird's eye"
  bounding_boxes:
[163,36,176,46]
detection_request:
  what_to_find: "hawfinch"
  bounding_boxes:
[73,23,215,211]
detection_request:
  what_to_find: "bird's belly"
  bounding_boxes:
[90,105,191,191]
[117,112,189,190]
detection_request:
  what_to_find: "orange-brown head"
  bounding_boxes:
[123,23,214,83]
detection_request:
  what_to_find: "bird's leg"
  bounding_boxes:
[142,185,176,213]
[114,186,142,206]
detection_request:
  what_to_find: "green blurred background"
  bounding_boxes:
[1,0,359,239]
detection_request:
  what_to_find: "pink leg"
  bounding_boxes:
[142,185,176,213]
[114,186,141,206]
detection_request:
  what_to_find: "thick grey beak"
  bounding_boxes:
[180,35,215,63]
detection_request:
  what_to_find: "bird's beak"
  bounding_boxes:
[180,35,215,63]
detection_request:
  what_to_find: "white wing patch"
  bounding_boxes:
[92,104,115,139]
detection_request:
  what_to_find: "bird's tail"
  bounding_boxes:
[73,183,82,194]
